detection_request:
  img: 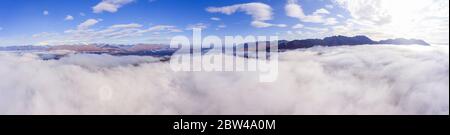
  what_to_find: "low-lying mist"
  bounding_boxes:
[0,45,448,115]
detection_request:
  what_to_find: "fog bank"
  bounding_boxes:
[0,45,448,115]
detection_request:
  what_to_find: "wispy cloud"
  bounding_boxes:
[31,20,182,45]
[333,0,449,44]
[43,10,49,15]
[147,25,183,33]
[93,0,134,13]
[186,23,209,30]
[285,0,338,25]
[77,19,101,30]
[206,2,286,28]
[65,15,74,21]
[292,24,304,29]
[210,17,221,21]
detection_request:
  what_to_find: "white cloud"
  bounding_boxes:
[305,27,329,33]
[314,8,330,15]
[148,25,172,31]
[186,23,208,30]
[77,19,100,30]
[251,22,287,28]
[250,21,272,28]
[0,45,448,114]
[251,21,287,28]
[43,10,49,15]
[30,22,182,45]
[286,30,293,35]
[334,0,391,25]
[80,12,86,16]
[282,26,333,40]
[110,23,142,29]
[93,0,134,13]
[65,15,74,21]
[285,0,338,25]
[147,25,182,33]
[210,17,221,21]
[324,18,338,25]
[276,24,288,28]
[333,0,449,44]
[215,24,227,30]
[292,23,304,29]
[32,32,59,38]
[206,2,284,28]
[325,4,334,9]
[206,3,272,21]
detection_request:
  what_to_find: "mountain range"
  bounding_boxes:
[277,35,429,50]
[0,35,429,59]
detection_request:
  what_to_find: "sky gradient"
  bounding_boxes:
[0,0,448,46]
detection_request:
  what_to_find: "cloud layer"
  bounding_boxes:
[332,0,449,44]
[31,19,182,45]
[0,45,448,115]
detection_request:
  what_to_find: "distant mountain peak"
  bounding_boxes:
[378,38,429,45]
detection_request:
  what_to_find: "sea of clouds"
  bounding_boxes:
[0,45,448,115]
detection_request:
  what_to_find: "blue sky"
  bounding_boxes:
[0,0,448,46]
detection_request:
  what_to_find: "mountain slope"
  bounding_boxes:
[278,35,429,50]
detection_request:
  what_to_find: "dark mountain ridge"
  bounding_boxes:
[278,35,429,50]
